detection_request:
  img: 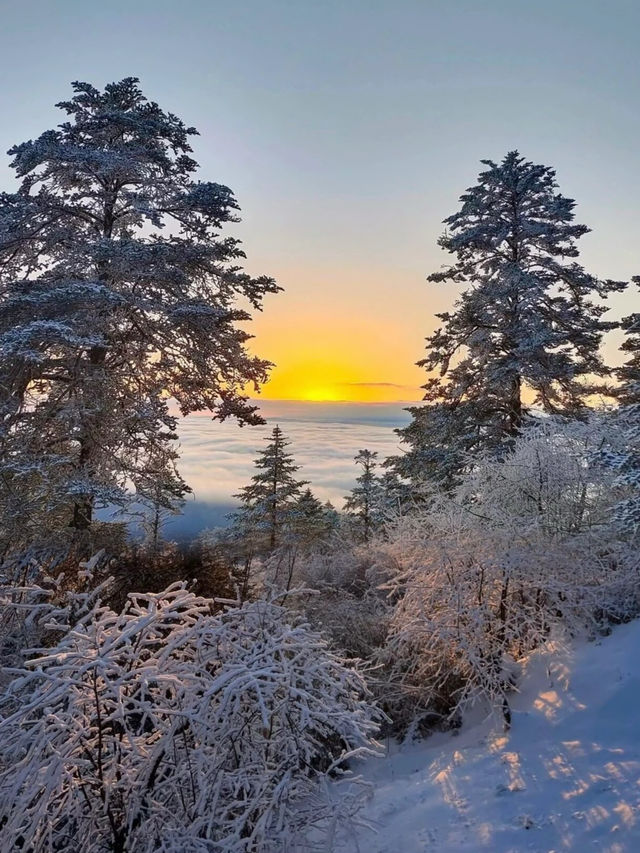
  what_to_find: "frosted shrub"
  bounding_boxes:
[378,419,639,731]
[0,585,380,852]
[291,540,393,659]
[0,550,112,698]
[0,572,59,694]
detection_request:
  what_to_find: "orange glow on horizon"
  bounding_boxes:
[244,280,428,403]
[251,357,423,403]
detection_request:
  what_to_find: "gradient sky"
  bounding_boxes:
[1,0,638,402]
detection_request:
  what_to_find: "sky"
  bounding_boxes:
[0,0,638,403]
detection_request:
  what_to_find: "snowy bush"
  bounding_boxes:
[302,589,391,661]
[0,570,59,694]
[0,584,380,852]
[288,538,393,660]
[598,404,640,538]
[0,550,112,697]
[377,419,640,731]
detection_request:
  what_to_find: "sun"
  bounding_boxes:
[301,386,342,402]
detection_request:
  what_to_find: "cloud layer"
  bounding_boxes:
[169,401,410,539]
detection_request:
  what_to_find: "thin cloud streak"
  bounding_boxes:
[340,381,421,389]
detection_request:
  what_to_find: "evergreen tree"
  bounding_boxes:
[344,449,381,542]
[393,151,624,487]
[290,488,336,544]
[376,469,410,518]
[139,441,187,558]
[0,78,278,541]
[322,500,341,527]
[232,426,307,550]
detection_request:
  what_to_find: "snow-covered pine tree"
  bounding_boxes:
[232,425,307,550]
[392,151,624,488]
[344,449,381,542]
[322,499,341,528]
[376,469,410,520]
[0,78,278,543]
[290,487,336,544]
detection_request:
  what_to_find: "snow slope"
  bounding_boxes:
[347,620,640,852]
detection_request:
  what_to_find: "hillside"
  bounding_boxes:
[348,620,640,852]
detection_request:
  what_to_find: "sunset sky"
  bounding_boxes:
[0,0,638,403]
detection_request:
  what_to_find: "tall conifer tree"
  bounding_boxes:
[0,79,278,541]
[395,151,624,487]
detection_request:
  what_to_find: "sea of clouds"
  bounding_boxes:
[167,400,412,540]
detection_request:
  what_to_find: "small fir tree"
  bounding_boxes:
[232,426,307,550]
[290,487,336,544]
[344,449,381,542]
[617,279,640,408]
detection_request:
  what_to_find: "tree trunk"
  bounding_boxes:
[70,345,108,531]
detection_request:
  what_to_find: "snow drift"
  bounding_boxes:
[347,618,640,852]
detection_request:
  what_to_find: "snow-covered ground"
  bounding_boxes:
[347,620,640,852]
